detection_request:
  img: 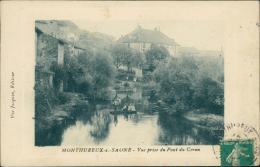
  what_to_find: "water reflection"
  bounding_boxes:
[37,87,223,146]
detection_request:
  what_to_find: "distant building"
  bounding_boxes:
[118,25,180,56]
[36,21,86,57]
[35,20,82,41]
[179,47,200,56]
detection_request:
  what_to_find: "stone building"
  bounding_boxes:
[118,25,180,56]
[35,20,82,41]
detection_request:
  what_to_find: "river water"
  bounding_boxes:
[36,87,223,146]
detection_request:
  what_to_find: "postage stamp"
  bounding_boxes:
[220,139,255,166]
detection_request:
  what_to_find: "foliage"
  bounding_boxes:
[75,74,94,96]
[95,88,113,101]
[37,34,58,68]
[124,82,130,87]
[196,55,224,82]
[152,56,197,115]
[121,47,134,72]
[151,54,224,115]
[77,49,94,69]
[34,81,59,118]
[111,43,126,69]
[145,44,170,72]
[41,35,58,58]
[57,92,71,104]
[142,71,153,83]
[193,77,224,115]
[115,70,135,81]
[111,43,138,71]
[90,50,117,90]
[49,61,67,91]
[77,31,113,52]
[131,50,145,69]
[63,48,116,99]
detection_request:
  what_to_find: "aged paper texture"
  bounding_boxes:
[1,1,259,166]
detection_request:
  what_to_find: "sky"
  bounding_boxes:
[72,20,225,51]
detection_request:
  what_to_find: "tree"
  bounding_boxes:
[111,43,126,69]
[122,47,134,72]
[90,50,117,90]
[145,44,170,72]
[131,50,145,69]
[193,76,224,115]
[152,56,197,115]
[111,43,134,71]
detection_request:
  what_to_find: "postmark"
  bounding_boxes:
[211,122,260,166]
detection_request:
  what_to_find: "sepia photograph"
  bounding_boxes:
[35,20,224,146]
[1,1,258,166]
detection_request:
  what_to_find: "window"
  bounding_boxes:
[143,43,146,48]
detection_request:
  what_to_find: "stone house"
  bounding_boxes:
[35,25,86,92]
[35,20,82,42]
[35,27,55,88]
[118,25,180,56]
[35,27,71,91]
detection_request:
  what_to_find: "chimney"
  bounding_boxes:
[154,27,157,31]
[137,23,142,30]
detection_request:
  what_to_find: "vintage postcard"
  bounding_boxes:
[1,1,259,166]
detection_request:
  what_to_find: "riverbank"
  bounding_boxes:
[183,109,224,130]
[35,92,88,134]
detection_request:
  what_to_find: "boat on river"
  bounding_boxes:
[110,110,137,115]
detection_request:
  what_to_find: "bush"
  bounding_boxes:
[115,70,135,81]
[75,74,94,97]
[57,92,70,104]
[95,88,112,101]
[124,82,130,87]
[193,77,224,115]
[35,83,59,118]
[115,80,122,84]
[49,62,67,91]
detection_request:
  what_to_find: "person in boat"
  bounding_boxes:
[113,98,121,111]
[122,105,129,112]
[128,104,136,111]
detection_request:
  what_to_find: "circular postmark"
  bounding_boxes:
[212,122,260,166]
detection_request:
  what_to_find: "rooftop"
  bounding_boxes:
[119,26,180,46]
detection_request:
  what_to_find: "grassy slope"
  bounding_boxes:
[183,109,224,130]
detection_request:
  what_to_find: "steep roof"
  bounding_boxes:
[36,20,78,28]
[35,26,73,45]
[179,47,200,54]
[119,27,180,46]
[58,20,78,28]
[35,27,43,34]
[35,20,48,24]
